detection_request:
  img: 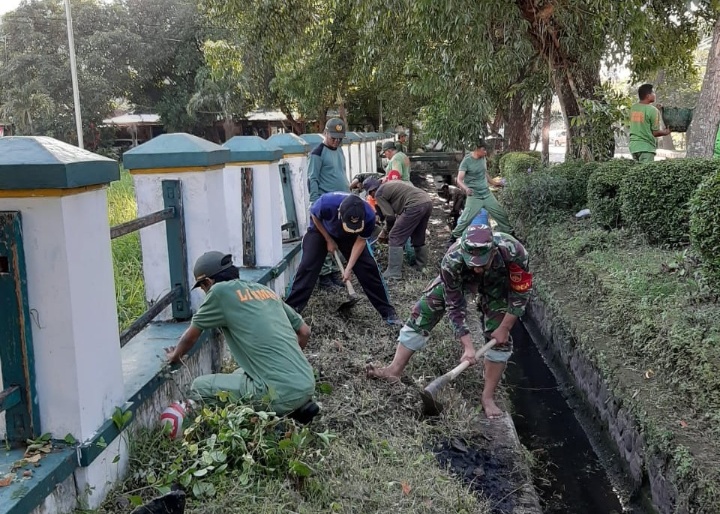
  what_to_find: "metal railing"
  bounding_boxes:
[110,179,190,347]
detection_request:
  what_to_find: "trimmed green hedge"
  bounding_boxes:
[499,169,574,224]
[620,159,720,247]
[546,160,599,210]
[690,170,720,286]
[587,159,638,229]
[499,152,542,178]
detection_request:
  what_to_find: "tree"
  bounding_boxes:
[687,16,720,158]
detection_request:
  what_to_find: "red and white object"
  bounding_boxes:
[160,401,188,439]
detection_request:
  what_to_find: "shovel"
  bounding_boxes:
[420,338,497,416]
[332,250,360,312]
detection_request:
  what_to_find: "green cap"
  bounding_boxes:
[380,141,396,153]
[460,225,495,267]
[324,117,347,138]
[192,251,233,289]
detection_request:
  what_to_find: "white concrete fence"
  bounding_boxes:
[0,130,392,514]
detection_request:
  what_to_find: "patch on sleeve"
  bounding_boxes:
[508,263,532,292]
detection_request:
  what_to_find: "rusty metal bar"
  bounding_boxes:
[110,207,175,239]
[119,286,181,347]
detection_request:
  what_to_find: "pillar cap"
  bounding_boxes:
[345,132,364,142]
[267,133,309,155]
[0,136,119,189]
[299,133,324,150]
[122,133,230,170]
[223,136,283,162]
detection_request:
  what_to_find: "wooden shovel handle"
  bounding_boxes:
[332,250,357,296]
[444,338,498,382]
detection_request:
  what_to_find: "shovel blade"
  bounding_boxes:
[420,388,444,416]
[337,295,360,313]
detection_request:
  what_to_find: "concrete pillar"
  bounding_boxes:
[0,136,125,503]
[348,132,366,178]
[365,133,378,174]
[123,134,230,317]
[268,133,310,235]
[222,136,284,267]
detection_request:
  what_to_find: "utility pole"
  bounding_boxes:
[64,0,83,149]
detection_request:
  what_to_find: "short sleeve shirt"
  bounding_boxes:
[629,103,660,154]
[309,192,376,239]
[458,154,489,197]
[190,280,315,404]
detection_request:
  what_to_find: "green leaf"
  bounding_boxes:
[128,495,144,507]
[63,433,77,445]
[316,382,333,394]
[289,459,313,477]
[193,468,209,477]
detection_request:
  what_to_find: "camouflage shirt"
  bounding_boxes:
[436,233,532,338]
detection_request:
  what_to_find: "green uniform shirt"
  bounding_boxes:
[191,280,315,406]
[385,151,411,181]
[458,154,489,198]
[373,181,431,219]
[714,124,720,159]
[308,143,349,202]
[629,103,660,154]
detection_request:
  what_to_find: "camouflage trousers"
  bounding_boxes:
[397,282,513,363]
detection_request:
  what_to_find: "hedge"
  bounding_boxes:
[499,152,542,178]
[620,159,720,247]
[499,169,574,225]
[689,170,720,286]
[546,160,599,210]
[586,159,638,229]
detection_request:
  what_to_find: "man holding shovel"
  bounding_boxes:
[285,192,403,325]
[366,224,532,419]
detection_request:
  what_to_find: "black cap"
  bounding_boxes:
[192,251,233,289]
[338,195,366,234]
[363,177,381,193]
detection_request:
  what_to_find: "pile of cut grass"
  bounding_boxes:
[94,195,522,513]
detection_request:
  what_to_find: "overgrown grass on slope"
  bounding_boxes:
[107,171,146,331]
[520,218,720,511]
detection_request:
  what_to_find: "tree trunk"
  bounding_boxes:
[280,105,304,135]
[687,16,720,158]
[222,118,235,142]
[505,93,533,151]
[542,95,551,164]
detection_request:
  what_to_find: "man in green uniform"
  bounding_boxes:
[165,252,318,421]
[395,130,408,154]
[629,83,671,163]
[308,117,351,289]
[449,139,512,245]
[363,178,432,278]
[381,141,411,182]
[366,225,532,419]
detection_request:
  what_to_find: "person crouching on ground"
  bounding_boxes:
[285,192,403,326]
[366,225,533,419]
[165,252,318,419]
[363,177,432,279]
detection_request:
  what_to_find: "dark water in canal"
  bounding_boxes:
[506,322,646,514]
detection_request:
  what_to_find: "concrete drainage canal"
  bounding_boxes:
[504,321,647,513]
[431,319,649,513]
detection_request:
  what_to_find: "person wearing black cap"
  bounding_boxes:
[164,252,319,423]
[366,225,532,419]
[309,117,351,289]
[363,178,432,279]
[285,192,402,325]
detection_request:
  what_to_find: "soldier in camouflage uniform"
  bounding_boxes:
[366,224,532,419]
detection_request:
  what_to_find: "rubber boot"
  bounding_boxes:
[412,245,429,271]
[384,246,404,280]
